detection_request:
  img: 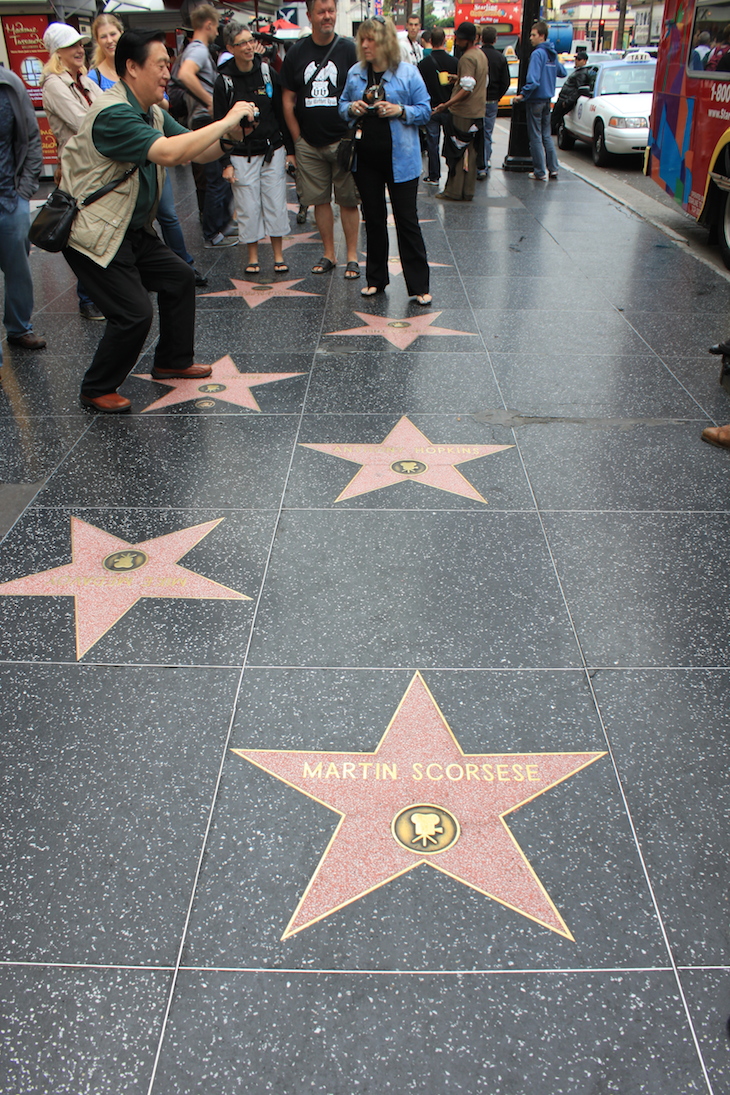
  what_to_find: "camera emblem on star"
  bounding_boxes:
[392,804,460,854]
[391,459,427,475]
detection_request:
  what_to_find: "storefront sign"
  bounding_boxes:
[1,15,49,107]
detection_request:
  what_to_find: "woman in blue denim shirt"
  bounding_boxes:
[339,18,432,305]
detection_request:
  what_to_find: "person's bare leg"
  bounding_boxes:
[246,243,259,271]
[271,237,284,265]
[313,203,335,264]
[340,204,360,264]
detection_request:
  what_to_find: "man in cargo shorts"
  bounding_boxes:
[280,0,360,278]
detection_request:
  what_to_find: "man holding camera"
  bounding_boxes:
[61,29,255,413]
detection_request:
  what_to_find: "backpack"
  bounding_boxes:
[167,42,217,125]
[706,43,730,71]
[167,55,189,123]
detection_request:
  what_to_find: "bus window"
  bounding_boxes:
[686,5,730,78]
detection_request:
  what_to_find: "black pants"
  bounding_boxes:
[64,229,196,397]
[353,161,429,297]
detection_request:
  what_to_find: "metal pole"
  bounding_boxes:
[616,0,628,49]
[503,0,541,171]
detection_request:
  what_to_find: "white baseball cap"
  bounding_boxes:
[43,23,91,54]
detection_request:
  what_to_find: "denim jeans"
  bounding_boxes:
[483,101,499,168]
[423,115,442,180]
[200,158,232,241]
[156,169,194,266]
[525,99,558,178]
[0,197,33,364]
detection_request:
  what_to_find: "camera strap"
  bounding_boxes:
[306,34,340,88]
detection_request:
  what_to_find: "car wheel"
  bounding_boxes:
[592,121,610,166]
[557,123,575,150]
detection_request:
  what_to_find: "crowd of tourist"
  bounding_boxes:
[3,0,730,445]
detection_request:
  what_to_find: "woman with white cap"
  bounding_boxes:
[41,23,104,321]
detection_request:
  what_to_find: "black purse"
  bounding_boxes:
[337,124,361,171]
[29,165,139,253]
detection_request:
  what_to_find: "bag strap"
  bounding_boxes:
[307,35,339,87]
[81,165,139,208]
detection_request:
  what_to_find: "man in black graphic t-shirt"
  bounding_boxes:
[280,0,360,277]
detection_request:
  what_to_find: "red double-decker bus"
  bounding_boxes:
[647,0,730,266]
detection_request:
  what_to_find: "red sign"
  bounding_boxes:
[38,115,59,164]
[454,1,522,32]
[1,16,49,107]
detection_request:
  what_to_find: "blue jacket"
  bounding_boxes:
[520,41,566,100]
[338,62,431,183]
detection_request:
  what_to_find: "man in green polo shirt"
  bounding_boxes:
[61,29,255,413]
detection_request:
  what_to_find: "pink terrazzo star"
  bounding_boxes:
[385,254,451,278]
[137,355,304,413]
[386,213,435,227]
[262,231,320,253]
[233,671,605,939]
[326,311,476,350]
[0,518,250,659]
[301,415,512,503]
[200,277,320,309]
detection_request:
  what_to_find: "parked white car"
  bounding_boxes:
[556,56,656,165]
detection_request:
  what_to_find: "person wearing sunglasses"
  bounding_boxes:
[339,16,432,304]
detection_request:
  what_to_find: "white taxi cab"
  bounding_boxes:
[556,54,656,166]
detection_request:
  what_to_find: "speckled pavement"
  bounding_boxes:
[2,146,730,1095]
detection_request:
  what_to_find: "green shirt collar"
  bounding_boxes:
[121,81,153,122]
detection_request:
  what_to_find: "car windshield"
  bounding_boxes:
[556,64,574,90]
[599,63,656,95]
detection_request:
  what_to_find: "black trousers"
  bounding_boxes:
[64,229,196,397]
[353,160,429,297]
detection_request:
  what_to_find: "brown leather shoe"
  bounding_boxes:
[8,332,46,350]
[701,425,730,450]
[150,364,212,380]
[80,392,132,414]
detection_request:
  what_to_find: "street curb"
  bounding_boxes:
[560,160,730,284]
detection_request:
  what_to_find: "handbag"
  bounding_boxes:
[337,124,361,171]
[29,165,139,253]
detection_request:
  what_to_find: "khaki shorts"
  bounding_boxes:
[294,135,360,208]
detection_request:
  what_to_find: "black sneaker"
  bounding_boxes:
[80,302,105,321]
[192,268,208,287]
[296,204,307,225]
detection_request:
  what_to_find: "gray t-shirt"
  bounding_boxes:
[182,38,216,123]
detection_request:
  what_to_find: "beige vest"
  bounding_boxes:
[62,80,166,267]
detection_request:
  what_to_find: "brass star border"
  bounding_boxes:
[233,672,606,940]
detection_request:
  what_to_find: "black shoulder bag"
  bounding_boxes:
[29,165,139,254]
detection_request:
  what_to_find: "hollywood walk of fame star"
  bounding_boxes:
[301,416,513,503]
[0,518,250,659]
[233,672,606,940]
[262,230,320,253]
[325,311,476,350]
[136,355,305,413]
[386,213,435,228]
[385,255,452,278]
[200,278,320,310]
